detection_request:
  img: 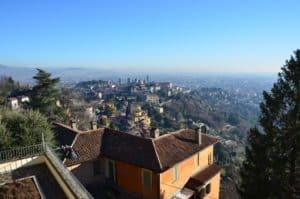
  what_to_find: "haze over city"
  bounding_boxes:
[1,1,300,199]
[1,0,300,73]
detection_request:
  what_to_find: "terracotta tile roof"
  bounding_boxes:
[63,129,104,166]
[153,130,218,171]
[53,123,79,146]
[185,164,222,191]
[54,123,219,172]
[100,128,161,172]
[8,97,18,101]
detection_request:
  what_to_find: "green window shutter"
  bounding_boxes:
[173,164,179,182]
[142,169,152,188]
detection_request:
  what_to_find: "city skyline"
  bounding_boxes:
[1,0,299,73]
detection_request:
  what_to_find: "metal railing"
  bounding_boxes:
[0,143,93,199]
[0,144,43,163]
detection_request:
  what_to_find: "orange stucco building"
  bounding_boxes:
[54,123,221,199]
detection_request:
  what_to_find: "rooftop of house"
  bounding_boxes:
[0,177,42,199]
[0,164,67,198]
[7,97,18,101]
[0,143,93,199]
[64,128,104,166]
[54,123,218,173]
[53,122,83,146]
[185,164,222,191]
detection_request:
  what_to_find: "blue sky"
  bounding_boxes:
[0,0,299,73]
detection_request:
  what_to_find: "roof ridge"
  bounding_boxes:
[70,133,80,147]
[62,132,80,165]
[72,127,106,141]
[53,122,83,134]
[105,128,153,140]
[83,128,105,134]
[202,133,219,142]
[151,139,162,170]
[154,128,191,140]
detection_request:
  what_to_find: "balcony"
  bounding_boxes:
[0,143,93,199]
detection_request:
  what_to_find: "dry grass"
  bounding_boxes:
[0,178,41,199]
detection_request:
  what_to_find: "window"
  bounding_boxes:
[194,152,200,167]
[106,159,116,182]
[206,183,211,194]
[93,160,101,176]
[208,153,212,165]
[142,169,152,188]
[173,164,179,182]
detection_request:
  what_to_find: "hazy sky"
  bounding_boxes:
[0,0,299,73]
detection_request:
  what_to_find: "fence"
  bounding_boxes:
[0,143,93,199]
[0,144,43,163]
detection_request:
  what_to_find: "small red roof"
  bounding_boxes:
[8,97,18,101]
[185,164,222,191]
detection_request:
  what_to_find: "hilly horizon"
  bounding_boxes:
[0,64,277,84]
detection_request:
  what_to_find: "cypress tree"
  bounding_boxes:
[239,50,300,198]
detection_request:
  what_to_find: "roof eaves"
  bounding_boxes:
[62,133,80,165]
[151,139,163,172]
[71,133,80,148]
[52,122,83,134]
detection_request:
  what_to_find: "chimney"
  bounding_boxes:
[150,128,160,139]
[200,124,207,134]
[194,126,201,145]
[90,121,97,130]
[70,120,77,130]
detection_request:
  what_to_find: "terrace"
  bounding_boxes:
[0,142,93,199]
[0,176,43,199]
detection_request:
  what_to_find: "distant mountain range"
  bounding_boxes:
[0,64,277,87]
[0,65,36,83]
[0,65,120,83]
[0,64,197,84]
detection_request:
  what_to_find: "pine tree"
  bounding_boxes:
[30,68,67,122]
[239,50,300,198]
[0,76,20,96]
[238,128,271,199]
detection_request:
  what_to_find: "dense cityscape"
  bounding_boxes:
[1,1,299,199]
[0,66,275,198]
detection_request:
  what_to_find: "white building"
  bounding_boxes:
[98,92,102,99]
[155,106,164,113]
[8,97,19,110]
[146,94,159,104]
[20,96,30,103]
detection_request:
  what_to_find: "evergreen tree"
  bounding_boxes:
[0,122,12,150]
[98,116,108,127]
[0,108,55,149]
[0,76,20,96]
[239,50,300,198]
[30,68,67,122]
[239,128,271,199]
[109,122,118,130]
